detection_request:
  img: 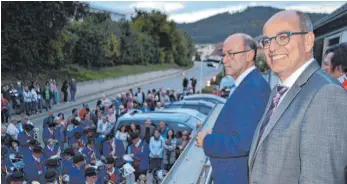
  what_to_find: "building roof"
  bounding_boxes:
[314,3,347,29]
[209,42,223,56]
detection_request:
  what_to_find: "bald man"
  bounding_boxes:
[248,11,347,184]
[196,33,271,184]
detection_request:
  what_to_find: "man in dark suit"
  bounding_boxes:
[140,118,155,143]
[196,33,271,184]
[23,145,46,183]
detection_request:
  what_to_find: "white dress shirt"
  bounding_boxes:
[7,123,19,139]
[228,65,256,98]
[278,58,314,105]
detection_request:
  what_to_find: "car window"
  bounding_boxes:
[198,106,212,115]
[185,117,201,128]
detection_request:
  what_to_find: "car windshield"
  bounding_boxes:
[185,116,201,128]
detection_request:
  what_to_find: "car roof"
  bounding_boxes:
[183,94,226,104]
[154,108,206,122]
[119,112,191,124]
[165,100,215,108]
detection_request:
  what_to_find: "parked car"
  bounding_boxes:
[154,108,207,122]
[114,112,201,135]
[164,100,215,115]
[183,94,226,104]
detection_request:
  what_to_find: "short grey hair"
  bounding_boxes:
[296,11,313,32]
[243,35,257,61]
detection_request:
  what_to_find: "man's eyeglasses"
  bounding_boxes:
[260,31,308,49]
[222,49,251,59]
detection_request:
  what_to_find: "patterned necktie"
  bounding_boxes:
[258,85,289,141]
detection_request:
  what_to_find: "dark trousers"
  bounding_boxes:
[192,86,196,94]
[63,91,68,102]
[165,164,173,171]
[1,109,9,123]
[149,158,162,171]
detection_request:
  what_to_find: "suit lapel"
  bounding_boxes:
[249,60,320,170]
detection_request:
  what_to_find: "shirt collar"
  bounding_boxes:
[234,66,256,87]
[337,74,347,83]
[107,167,115,175]
[279,58,314,88]
[135,139,142,147]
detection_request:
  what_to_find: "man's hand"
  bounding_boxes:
[196,129,212,147]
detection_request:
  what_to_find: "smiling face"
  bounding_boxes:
[262,11,315,81]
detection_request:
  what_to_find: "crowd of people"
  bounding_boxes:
[1,84,200,184]
[1,78,77,123]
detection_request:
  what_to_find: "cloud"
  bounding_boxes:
[168,2,342,23]
[281,4,342,14]
[168,2,266,23]
[129,2,184,13]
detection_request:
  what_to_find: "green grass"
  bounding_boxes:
[70,63,191,82]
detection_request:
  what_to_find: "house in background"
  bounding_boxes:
[313,3,347,65]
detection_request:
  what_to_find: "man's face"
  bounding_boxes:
[323,52,334,75]
[222,36,249,79]
[160,121,165,128]
[33,153,41,159]
[88,175,98,182]
[145,119,151,127]
[262,11,314,80]
[105,163,113,169]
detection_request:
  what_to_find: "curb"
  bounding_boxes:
[11,64,198,121]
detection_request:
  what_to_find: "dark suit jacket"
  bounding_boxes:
[203,69,271,184]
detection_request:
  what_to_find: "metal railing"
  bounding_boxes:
[161,104,223,184]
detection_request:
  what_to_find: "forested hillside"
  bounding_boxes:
[1,2,195,83]
[177,6,327,43]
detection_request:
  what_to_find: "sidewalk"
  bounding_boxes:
[9,65,197,121]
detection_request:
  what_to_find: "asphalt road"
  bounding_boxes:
[31,62,222,144]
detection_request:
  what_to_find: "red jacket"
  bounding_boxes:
[1,98,9,110]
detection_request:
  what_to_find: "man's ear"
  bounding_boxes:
[305,32,315,53]
[247,49,255,62]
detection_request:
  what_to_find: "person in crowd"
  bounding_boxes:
[161,91,170,104]
[107,107,116,125]
[62,148,75,176]
[135,87,145,105]
[177,131,189,156]
[20,139,40,161]
[23,86,32,115]
[182,74,189,92]
[9,139,21,155]
[114,94,122,120]
[23,145,45,183]
[52,79,59,104]
[79,103,89,120]
[30,86,38,114]
[128,132,149,180]
[140,119,154,144]
[42,122,56,146]
[154,102,164,111]
[129,122,140,136]
[84,167,98,184]
[70,132,85,151]
[42,168,60,184]
[163,129,177,171]
[1,93,9,123]
[69,78,77,102]
[6,170,26,184]
[149,129,164,172]
[98,156,122,184]
[159,121,168,138]
[53,117,65,151]
[35,83,43,113]
[247,11,347,183]
[43,138,60,159]
[17,123,34,146]
[323,42,347,90]
[44,85,53,111]
[6,118,19,140]
[140,102,150,113]
[81,139,101,165]
[42,111,55,129]
[17,115,33,133]
[195,32,271,184]
[97,116,112,136]
[190,77,197,94]
[69,154,86,184]
[115,124,130,150]
[61,80,69,103]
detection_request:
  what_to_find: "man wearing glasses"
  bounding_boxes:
[248,11,347,184]
[196,33,271,184]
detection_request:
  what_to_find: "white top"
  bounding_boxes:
[337,74,347,84]
[278,58,314,106]
[234,66,256,87]
[7,123,19,139]
[115,131,128,142]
